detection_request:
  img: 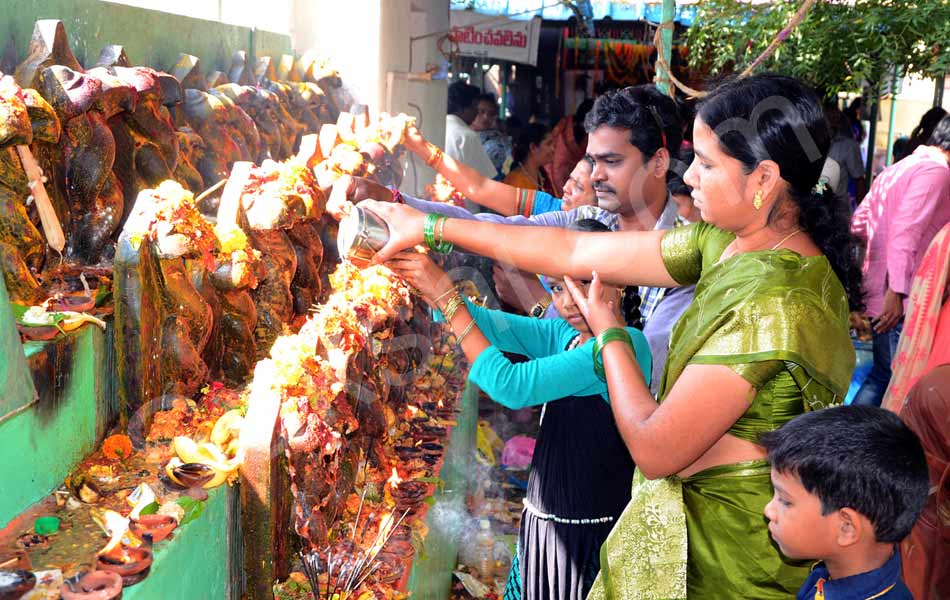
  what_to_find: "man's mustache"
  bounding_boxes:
[593,183,616,194]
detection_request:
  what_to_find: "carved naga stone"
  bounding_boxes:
[115,181,216,428]
[179,89,246,189]
[213,83,281,163]
[36,65,127,264]
[240,159,327,356]
[0,76,56,301]
[92,62,183,224]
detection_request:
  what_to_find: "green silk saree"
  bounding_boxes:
[588,223,854,600]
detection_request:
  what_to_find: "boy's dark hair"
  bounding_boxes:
[584,84,682,160]
[762,405,929,543]
[927,114,950,152]
[448,81,480,116]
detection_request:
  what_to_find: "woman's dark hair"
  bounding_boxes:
[584,85,682,160]
[511,122,550,168]
[907,107,948,155]
[572,98,595,145]
[447,81,480,116]
[697,73,864,311]
[762,405,929,543]
[926,114,950,152]
[668,149,694,197]
[476,93,497,110]
[567,219,641,328]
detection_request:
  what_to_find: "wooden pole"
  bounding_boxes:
[934,71,946,108]
[865,84,880,183]
[885,67,901,166]
[656,0,675,95]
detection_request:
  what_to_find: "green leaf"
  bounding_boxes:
[138,501,160,516]
[176,496,206,525]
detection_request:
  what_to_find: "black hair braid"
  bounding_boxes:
[791,186,866,312]
[621,286,642,329]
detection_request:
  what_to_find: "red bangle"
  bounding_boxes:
[391,188,404,204]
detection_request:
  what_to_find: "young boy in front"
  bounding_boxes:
[761,405,930,600]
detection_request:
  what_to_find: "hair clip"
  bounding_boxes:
[812,176,830,195]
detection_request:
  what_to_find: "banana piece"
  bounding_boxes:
[210,410,244,448]
[171,436,241,489]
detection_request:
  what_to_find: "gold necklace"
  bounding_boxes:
[770,229,802,250]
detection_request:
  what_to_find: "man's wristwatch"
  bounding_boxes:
[530,296,552,318]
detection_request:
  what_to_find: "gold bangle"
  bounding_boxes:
[425,146,443,168]
[434,286,457,304]
[441,293,464,322]
[455,317,477,345]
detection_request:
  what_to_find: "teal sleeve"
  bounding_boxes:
[531,191,563,215]
[464,299,571,358]
[468,327,653,409]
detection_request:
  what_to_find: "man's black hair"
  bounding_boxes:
[448,81,481,116]
[761,405,929,543]
[583,85,682,159]
[927,114,950,152]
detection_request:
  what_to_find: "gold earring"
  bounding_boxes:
[753,190,764,210]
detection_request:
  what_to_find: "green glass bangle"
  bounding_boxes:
[435,214,454,253]
[424,212,439,250]
[423,213,454,254]
[592,327,634,381]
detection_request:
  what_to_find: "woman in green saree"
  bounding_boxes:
[353,74,864,598]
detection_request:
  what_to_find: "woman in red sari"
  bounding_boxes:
[883,223,950,600]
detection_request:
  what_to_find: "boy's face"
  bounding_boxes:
[764,468,839,559]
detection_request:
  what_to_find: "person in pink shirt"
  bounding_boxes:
[850,114,950,406]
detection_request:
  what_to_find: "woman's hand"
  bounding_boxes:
[356,199,427,263]
[564,271,624,335]
[385,251,453,306]
[327,175,394,221]
[403,124,429,155]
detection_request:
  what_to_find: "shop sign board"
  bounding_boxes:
[449,10,542,66]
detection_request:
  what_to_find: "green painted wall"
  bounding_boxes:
[3,0,292,73]
[0,325,102,528]
[406,383,479,598]
[0,279,36,420]
[126,485,234,600]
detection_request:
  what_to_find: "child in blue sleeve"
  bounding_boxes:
[761,406,930,600]
[386,219,650,600]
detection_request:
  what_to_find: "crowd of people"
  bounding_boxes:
[330,74,949,600]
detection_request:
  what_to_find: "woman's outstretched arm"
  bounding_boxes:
[404,127,525,216]
[361,199,677,288]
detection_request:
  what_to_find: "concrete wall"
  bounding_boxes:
[291,0,450,196]
[3,0,291,73]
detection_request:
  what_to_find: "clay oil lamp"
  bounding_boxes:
[372,555,405,585]
[419,442,443,465]
[164,460,215,501]
[129,514,177,543]
[386,468,427,515]
[0,570,36,600]
[420,400,455,420]
[393,445,423,462]
[60,570,123,600]
[410,422,446,442]
[96,539,153,587]
[45,293,96,313]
